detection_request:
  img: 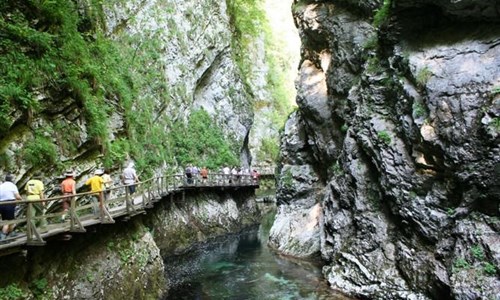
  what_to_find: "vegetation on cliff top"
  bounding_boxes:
[227,0,295,163]
[0,0,239,176]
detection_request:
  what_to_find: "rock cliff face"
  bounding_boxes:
[0,0,266,190]
[270,0,500,299]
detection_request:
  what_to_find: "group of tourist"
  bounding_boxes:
[0,163,261,241]
[0,163,139,241]
[184,165,260,185]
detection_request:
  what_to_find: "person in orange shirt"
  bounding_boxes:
[85,169,104,217]
[60,171,76,220]
[200,167,208,184]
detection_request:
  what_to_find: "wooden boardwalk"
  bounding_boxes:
[0,174,259,253]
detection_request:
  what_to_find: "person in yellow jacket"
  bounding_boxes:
[85,169,104,217]
[25,172,48,233]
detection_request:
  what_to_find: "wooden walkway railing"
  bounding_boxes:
[0,173,259,252]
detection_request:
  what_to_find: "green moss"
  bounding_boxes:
[416,66,432,85]
[471,245,485,260]
[256,137,280,162]
[331,162,344,176]
[169,109,239,169]
[23,133,58,167]
[373,0,392,28]
[0,284,28,300]
[30,278,52,299]
[483,262,497,276]
[340,124,349,133]
[377,131,392,145]
[446,207,455,216]
[492,86,500,95]
[281,169,293,188]
[363,36,379,51]
[453,258,470,270]
[412,102,426,118]
[489,117,500,132]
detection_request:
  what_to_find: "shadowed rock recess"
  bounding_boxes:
[269,0,499,299]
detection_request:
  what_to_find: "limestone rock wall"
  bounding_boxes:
[0,0,254,191]
[270,0,499,299]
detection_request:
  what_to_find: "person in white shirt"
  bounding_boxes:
[0,174,22,239]
[122,163,139,195]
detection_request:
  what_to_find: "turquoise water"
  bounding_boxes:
[164,206,350,300]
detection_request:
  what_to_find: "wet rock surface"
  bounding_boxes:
[271,0,499,299]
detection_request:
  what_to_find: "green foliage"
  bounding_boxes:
[416,66,432,85]
[103,138,131,169]
[281,169,293,188]
[23,134,58,167]
[412,102,426,118]
[170,109,239,169]
[340,124,348,133]
[366,56,382,74]
[30,278,50,298]
[0,284,28,300]
[491,86,500,95]
[257,137,279,162]
[331,162,344,176]
[454,258,470,270]
[471,245,485,260]
[1,0,137,170]
[119,248,135,264]
[446,207,455,216]
[227,0,294,164]
[363,36,379,51]
[377,131,392,145]
[373,0,392,28]
[483,262,497,276]
[489,117,500,132]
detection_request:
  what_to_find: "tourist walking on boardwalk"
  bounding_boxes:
[231,167,238,184]
[102,169,113,202]
[25,172,47,233]
[252,169,260,182]
[200,166,208,184]
[222,165,230,183]
[0,174,22,240]
[185,164,193,184]
[192,165,200,184]
[122,163,139,195]
[60,171,76,220]
[85,169,104,216]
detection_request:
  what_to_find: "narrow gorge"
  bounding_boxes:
[0,0,499,299]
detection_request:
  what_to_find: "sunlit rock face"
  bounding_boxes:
[271,0,500,299]
[101,0,254,156]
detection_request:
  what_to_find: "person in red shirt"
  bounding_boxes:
[60,171,76,220]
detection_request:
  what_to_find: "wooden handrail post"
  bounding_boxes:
[26,202,45,246]
[26,202,33,244]
[70,196,85,232]
[140,183,146,207]
[100,191,115,224]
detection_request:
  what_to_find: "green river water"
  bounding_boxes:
[164,204,351,300]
